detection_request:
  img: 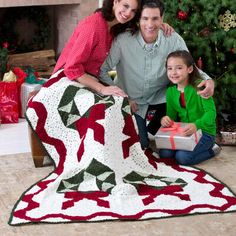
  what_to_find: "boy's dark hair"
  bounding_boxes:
[166,50,202,88]
[96,0,142,37]
[141,0,165,16]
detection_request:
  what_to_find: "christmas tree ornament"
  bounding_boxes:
[218,10,236,31]
[197,57,203,69]
[199,27,211,37]
[177,10,188,21]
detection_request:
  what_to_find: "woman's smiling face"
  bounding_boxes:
[113,0,139,24]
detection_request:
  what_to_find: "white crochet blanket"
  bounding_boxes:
[9,70,236,225]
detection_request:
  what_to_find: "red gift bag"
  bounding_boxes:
[0,81,19,124]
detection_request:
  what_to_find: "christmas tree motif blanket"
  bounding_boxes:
[9,70,236,225]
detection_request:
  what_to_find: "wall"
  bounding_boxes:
[55,0,97,54]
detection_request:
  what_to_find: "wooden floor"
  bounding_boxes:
[1,146,236,236]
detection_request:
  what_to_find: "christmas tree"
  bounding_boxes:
[164,0,236,128]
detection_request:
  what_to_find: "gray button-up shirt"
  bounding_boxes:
[100,30,210,118]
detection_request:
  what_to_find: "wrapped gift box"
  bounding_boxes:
[155,122,202,151]
[220,131,236,145]
[20,83,42,117]
[0,81,19,124]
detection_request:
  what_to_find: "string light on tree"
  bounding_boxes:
[215,41,219,65]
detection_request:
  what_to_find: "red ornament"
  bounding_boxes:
[230,48,234,53]
[177,10,188,21]
[2,41,9,49]
[146,110,155,121]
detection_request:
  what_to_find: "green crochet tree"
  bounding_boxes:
[164,0,236,127]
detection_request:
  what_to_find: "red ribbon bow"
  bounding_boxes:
[160,122,199,150]
[160,122,184,150]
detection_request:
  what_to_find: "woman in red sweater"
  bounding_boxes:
[53,0,142,97]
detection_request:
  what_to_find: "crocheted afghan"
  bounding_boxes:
[9,70,236,225]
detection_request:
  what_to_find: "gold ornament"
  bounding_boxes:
[219,10,236,31]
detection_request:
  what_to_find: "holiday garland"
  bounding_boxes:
[0,6,51,53]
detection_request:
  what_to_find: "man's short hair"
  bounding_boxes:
[141,0,165,16]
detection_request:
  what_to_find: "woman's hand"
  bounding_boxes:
[161,116,173,127]
[181,123,197,136]
[197,79,215,99]
[100,85,128,97]
[160,23,175,37]
[76,73,127,97]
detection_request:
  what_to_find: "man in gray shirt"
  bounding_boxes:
[100,0,214,149]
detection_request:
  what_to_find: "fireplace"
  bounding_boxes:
[0,0,98,55]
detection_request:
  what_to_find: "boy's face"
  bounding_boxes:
[139,7,163,43]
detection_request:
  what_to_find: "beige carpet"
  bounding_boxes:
[1,146,236,236]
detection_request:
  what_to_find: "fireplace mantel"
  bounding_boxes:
[0,0,81,8]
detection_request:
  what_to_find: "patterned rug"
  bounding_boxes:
[9,71,236,225]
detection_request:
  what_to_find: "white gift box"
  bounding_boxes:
[20,83,42,117]
[155,122,202,151]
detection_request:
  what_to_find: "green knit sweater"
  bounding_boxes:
[166,84,216,136]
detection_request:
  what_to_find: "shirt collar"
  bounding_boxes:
[137,31,159,50]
